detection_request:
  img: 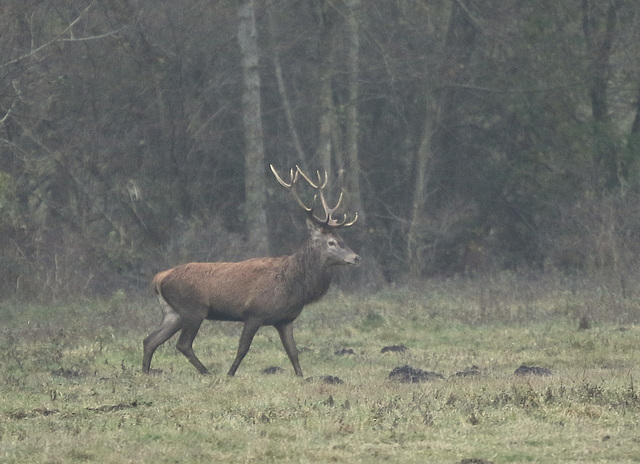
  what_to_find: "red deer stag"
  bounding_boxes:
[142,165,360,376]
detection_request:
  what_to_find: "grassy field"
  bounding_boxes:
[1,272,640,463]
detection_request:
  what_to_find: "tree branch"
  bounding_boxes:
[0,2,121,69]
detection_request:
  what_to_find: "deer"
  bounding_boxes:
[142,165,360,377]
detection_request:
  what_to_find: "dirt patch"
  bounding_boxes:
[381,344,408,353]
[262,366,285,375]
[9,407,59,420]
[389,365,444,383]
[455,365,481,377]
[51,368,82,379]
[87,401,151,413]
[8,401,150,419]
[578,315,591,330]
[335,348,355,356]
[321,375,344,385]
[514,364,552,376]
[305,375,344,384]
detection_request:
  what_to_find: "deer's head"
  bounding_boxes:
[271,165,360,267]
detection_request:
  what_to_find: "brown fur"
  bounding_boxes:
[142,222,359,376]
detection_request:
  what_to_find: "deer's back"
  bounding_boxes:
[155,258,304,324]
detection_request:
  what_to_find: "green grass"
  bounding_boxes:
[2,272,640,463]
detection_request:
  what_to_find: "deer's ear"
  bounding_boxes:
[306,218,324,236]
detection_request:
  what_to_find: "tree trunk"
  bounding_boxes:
[267,7,306,166]
[343,0,363,220]
[632,81,640,136]
[315,1,337,175]
[582,0,620,190]
[237,0,269,255]
[582,0,618,123]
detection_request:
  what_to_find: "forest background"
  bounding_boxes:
[2,0,640,302]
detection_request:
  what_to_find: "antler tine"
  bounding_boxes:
[317,188,358,228]
[317,188,340,219]
[332,211,358,227]
[343,211,358,227]
[271,164,313,212]
[316,170,328,189]
[270,164,294,188]
[293,165,318,189]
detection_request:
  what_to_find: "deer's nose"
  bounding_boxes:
[353,255,361,266]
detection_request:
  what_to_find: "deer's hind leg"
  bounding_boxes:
[142,308,182,374]
[176,319,209,374]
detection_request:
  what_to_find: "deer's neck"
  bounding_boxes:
[283,245,333,305]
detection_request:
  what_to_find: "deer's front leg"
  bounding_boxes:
[275,321,302,377]
[227,319,262,376]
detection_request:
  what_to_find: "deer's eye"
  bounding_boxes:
[328,240,336,247]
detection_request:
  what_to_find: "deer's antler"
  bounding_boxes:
[270,164,358,229]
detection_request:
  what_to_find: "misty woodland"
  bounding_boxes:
[1,1,640,301]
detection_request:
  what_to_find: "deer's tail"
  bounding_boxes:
[152,270,171,294]
[152,270,174,315]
